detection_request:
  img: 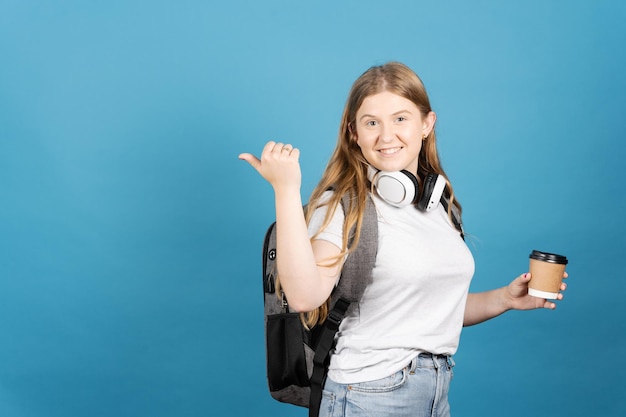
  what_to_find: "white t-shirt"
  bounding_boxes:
[308,191,475,384]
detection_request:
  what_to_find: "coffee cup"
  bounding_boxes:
[528,250,568,299]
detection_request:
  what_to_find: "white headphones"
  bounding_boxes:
[367,165,447,211]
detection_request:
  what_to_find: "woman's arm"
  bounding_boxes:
[463,272,568,326]
[239,141,341,311]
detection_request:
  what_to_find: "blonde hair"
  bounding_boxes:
[284,62,463,327]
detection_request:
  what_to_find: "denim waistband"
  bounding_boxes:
[408,352,455,372]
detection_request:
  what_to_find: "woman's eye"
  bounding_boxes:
[366,120,378,127]
[396,116,406,122]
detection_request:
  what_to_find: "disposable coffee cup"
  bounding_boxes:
[528,250,568,299]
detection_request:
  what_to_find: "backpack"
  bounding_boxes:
[261,193,463,417]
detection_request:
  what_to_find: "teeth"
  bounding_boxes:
[379,147,401,155]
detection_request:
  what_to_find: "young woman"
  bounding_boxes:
[239,62,567,417]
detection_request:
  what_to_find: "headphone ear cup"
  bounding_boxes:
[416,173,446,212]
[371,170,418,207]
[417,174,436,211]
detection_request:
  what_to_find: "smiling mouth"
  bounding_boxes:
[379,147,402,155]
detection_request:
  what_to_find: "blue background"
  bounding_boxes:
[1,1,625,416]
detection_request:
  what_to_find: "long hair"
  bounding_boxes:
[287,62,463,327]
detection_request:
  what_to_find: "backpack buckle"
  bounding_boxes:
[325,298,350,329]
[281,292,288,313]
[325,310,343,330]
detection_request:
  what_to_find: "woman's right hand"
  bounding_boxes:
[240,141,339,310]
[239,141,301,192]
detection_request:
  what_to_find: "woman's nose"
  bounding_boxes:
[379,123,395,142]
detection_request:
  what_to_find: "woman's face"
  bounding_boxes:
[354,91,435,176]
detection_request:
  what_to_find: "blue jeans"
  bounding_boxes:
[319,353,455,417]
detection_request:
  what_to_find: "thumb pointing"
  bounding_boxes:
[238,153,261,172]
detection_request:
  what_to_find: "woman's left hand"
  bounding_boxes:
[506,272,568,310]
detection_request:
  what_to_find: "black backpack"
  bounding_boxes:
[261,193,462,417]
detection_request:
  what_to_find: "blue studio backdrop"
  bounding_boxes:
[1,1,625,416]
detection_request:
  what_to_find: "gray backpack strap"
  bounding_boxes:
[332,192,378,303]
[309,192,378,417]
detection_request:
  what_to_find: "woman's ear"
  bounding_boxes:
[423,111,437,137]
[348,123,359,144]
